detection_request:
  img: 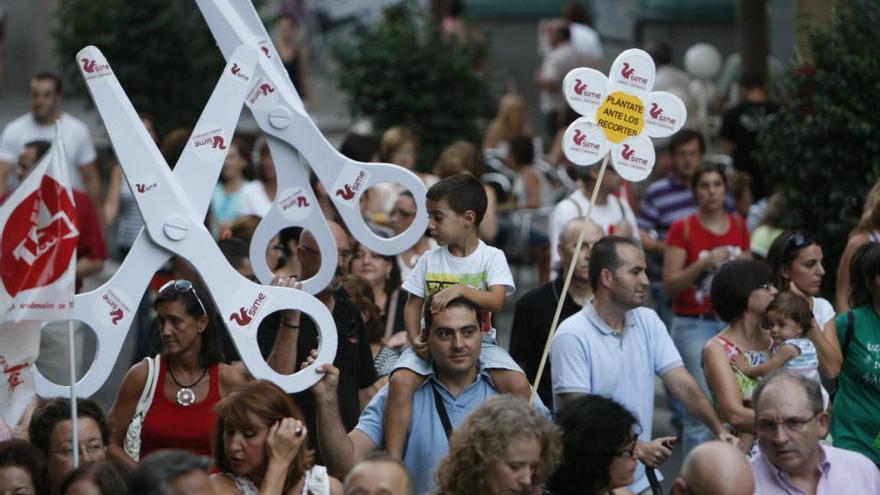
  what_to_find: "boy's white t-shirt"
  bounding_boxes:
[402,240,515,340]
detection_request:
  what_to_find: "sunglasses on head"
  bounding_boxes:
[159,279,207,316]
[783,232,813,260]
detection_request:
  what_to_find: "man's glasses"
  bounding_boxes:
[756,412,820,434]
[50,441,105,459]
[159,279,207,316]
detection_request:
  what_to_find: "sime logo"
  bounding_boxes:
[260,83,274,95]
[649,103,676,125]
[620,62,648,85]
[230,63,249,81]
[335,171,368,201]
[621,144,649,167]
[281,193,310,210]
[261,46,271,58]
[109,308,124,324]
[228,292,267,326]
[80,58,110,74]
[193,131,227,150]
[572,129,600,150]
[135,183,157,194]
[573,79,602,99]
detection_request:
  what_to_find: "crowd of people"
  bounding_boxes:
[3,1,880,494]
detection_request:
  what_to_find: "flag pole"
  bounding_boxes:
[68,318,79,468]
[55,121,79,468]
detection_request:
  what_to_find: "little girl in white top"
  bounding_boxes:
[735,291,828,406]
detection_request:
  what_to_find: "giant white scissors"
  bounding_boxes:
[193,0,430,285]
[34,45,337,398]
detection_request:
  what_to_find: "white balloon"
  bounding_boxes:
[684,43,722,80]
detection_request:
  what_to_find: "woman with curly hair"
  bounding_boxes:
[548,395,639,495]
[435,395,562,495]
[210,380,342,495]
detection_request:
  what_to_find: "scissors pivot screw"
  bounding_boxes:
[163,215,190,241]
[268,106,292,129]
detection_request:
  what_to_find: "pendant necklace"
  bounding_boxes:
[168,361,208,407]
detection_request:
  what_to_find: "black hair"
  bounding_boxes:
[739,72,766,91]
[339,133,380,163]
[690,162,728,192]
[422,296,481,334]
[23,140,52,162]
[33,71,63,95]
[154,279,223,367]
[218,237,250,271]
[765,231,819,291]
[426,174,488,226]
[509,136,535,166]
[561,1,593,25]
[548,395,639,495]
[645,41,673,67]
[587,236,640,292]
[28,398,111,457]
[61,460,132,495]
[0,439,49,495]
[849,242,880,308]
[710,259,773,322]
[129,450,212,495]
[669,129,705,155]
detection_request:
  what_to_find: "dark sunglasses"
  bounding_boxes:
[159,279,207,316]
[783,232,814,260]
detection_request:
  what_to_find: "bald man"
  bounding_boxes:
[263,221,378,460]
[671,441,754,495]
[344,454,415,495]
[510,217,604,403]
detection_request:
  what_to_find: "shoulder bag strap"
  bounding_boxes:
[134,356,156,417]
[431,382,453,440]
[384,290,400,340]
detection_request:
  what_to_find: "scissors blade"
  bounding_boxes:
[194,0,305,113]
[195,0,430,257]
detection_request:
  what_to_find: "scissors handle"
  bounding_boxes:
[33,230,168,398]
[174,224,338,392]
[35,46,261,398]
[194,0,430,256]
[249,136,339,293]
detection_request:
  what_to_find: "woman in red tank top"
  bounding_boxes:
[106,279,300,467]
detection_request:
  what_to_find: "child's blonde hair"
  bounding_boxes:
[765,291,813,337]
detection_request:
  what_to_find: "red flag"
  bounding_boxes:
[0,133,79,322]
[0,127,78,428]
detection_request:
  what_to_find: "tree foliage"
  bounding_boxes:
[55,0,226,137]
[333,6,490,170]
[757,0,880,290]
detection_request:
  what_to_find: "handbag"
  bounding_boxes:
[123,354,161,461]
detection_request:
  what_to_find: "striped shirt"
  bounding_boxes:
[637,173,697,239]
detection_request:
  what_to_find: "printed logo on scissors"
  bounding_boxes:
[101,289,131,325]
[81,57,112,79]
[230,63,250,82]
[0,176,79,296]
[229,292,267,326]
[135,182,158,194]
[335,171,368,202]
[192,128,227,150]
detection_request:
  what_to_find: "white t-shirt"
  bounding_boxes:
[549,188,640,269]
[813,296,835,330]
[402,241,515,340]
[238,181,273,217]
[0,112,97,191]
[539,42,587,114]
[569,23,603,65]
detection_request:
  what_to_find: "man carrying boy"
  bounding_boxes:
[386,174,531,458]
[311,297,544,494]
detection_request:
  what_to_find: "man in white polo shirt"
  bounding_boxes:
[0,71,101,206]
[551,236,737,494]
